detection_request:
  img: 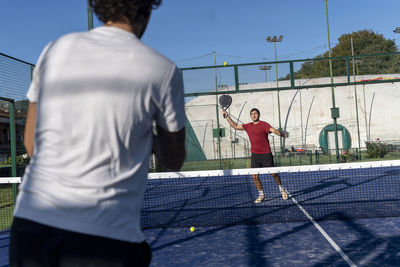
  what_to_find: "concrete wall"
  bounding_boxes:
[185,75,400,159]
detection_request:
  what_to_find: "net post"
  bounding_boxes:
[9,100,17,178]
[8,99,18,206]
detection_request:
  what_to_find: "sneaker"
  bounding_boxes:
[280,189,288,200]
[254,194,266,204]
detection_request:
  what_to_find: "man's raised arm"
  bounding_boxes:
[222,110,244,131]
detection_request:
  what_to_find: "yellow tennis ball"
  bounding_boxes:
[223,61,228,66]
[190,226,195,232]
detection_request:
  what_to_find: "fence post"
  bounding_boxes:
[8,100,18,205]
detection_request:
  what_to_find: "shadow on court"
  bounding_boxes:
[142,167,400,230]
[145,214,400,266]
[313,214,400,266]
[0,231,10,267]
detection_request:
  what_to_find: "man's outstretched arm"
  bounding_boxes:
[222,110,244,131]
[269,127,286,138]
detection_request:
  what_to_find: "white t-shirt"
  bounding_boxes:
[14,26,185,243]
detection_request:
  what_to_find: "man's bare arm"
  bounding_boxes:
[222,110,244,130]
[24,102,36,157]
[152,125,186,171]
[269,127,286,138]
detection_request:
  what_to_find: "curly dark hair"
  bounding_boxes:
[250,108,260,116]
[89,0,162,26]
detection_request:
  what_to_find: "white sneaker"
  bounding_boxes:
[280,189,288,200]
[254,194,266,204]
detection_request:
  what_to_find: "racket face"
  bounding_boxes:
[219,95,232,110]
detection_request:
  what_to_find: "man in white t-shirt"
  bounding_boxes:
[9,0,185,266]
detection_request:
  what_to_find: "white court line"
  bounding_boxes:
[286,190,357,267]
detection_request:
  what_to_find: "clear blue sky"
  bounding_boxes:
[1,0,399,68]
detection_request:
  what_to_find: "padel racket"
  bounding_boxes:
[219,94,232,118]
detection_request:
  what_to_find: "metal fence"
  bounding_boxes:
[0,53,30,176]
[181,52,400,170]
[2,51,400,171]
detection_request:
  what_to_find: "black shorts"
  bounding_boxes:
[10,217,152,267]
[251,153,275,168]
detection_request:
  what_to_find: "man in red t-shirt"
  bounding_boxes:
[222,108,288,203]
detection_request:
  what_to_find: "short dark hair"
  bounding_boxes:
[250,108,260,116]
[89,0,162,26]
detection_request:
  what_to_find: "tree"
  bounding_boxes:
[293,30,400,79]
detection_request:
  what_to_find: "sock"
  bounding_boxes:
[278,185,284,191]
[258,190,264,196]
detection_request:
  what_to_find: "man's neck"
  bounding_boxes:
[105,21,144,38]
[252,120,260,125]
[106,21,133,32]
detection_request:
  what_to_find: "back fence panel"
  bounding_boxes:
[2,51,400,170]
[181,53,400,169]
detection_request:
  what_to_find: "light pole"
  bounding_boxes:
[259,65,272,82]
[324,0,340,161]
[266,35,284,154]
[213,51,222,169]
[351,38,361,159]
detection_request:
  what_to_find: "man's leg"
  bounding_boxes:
[252,174,266,203]
[264,154,288,200]
[271,173,288,200]
[58,232,151,267]
[271,173,282,185]
[10,217,152,267]
[252,174,263,191]
[251,154,266,203]
[10,217,60,267]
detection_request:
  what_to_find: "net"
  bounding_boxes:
[2,161,399,231]
[0,178,19,232]
[142,160,400,229]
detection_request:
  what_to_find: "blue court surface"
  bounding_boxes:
[0,217,398,266]
[145,217,400,266]
[1,163,399,266]
[142,165,400,229]
[142,163,400,266]
[0,232,9,267]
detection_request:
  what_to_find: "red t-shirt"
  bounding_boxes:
[242,121,272,154]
